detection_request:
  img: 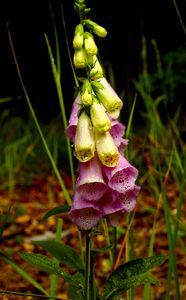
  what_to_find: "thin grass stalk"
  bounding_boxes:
[48,0,61,75]
[7,25,72,206]
[159,166,181,300]
[125,94,137,300]
[143,149,173,300]
[112,227,117,263]
[61,4,79,88]
[5,149,14,198]
[44,33,75,189]
[126,214,134,300]
[49,218,63,299]
[113,209,136,271]
[172,0,186,35]
[0,290,62,299]
[0,253,48,296]
[166,166,185,299]
[102,218,113,265]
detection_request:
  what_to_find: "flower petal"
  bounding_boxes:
[69,191,102,231]
[110,119,126,147]
[111,184,141,212]
[75,110,95,162]
[103,154,139,193]
[65,95,81,142]
[95,131,119,167]
[76,155,107,200]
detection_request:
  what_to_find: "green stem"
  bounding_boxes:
[90,252,95,300]
[102,218,113,264]
[85,233,91,300]
[112,227,117,263]
[50,218,63,299]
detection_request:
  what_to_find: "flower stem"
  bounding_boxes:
[85,232,91,300]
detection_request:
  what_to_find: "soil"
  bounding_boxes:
[0,170,186,300]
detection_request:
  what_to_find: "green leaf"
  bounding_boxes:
[67,272,85,300]
[102,255,166,300]
[91,245,113,257]
[0,252,48,296]
[33,240,84,273]
[19,252,73,284]
[41,204,71,221]
[103,273,160,300]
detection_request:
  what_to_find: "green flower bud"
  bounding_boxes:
[84,19,107,38]
[73,24,84,49]
[95,131,119,167]
[91,80,123,113]
[84,32,98,55]
[81,79,93,106]
[75,110,95,162]
[90,96,111,132]
[89,55,103,79]
[73,48,87,69]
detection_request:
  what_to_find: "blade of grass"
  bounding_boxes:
[61,3,79,88]
[7,23,71,206]
[0,290,64,299]
[44,33,75,189]
[0,252,48,296]
[159,164,181,300]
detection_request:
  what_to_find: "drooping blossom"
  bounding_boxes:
[69,191,103,231]
[84,19,108,38]
[103,154,139,193]
[65,94,81,142]
[84,32,98,55]
[74,110,95,162]
[73,24,84,50]
[95,131,119,167]
[91,80,123,117]
[73,48,87,69]
[109,118,128,151]
[90,96,111,132]
[75,154,107,201]
[81,79,93,106]
[89,55,104,80]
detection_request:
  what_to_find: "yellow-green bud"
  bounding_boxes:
[81,79,93,106]
[90,96,111,132]
[89,55,103,79]
[91,80,123,113]
[95,131,119,167]
[73,48,87,69]
[75,110,95,162]
[73,24,84,49]
[84,19,107,38]
[84,32,98,55]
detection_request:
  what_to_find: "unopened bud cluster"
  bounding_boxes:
[71,17,124,167]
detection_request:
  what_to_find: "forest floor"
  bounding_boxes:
[0,168,186,300]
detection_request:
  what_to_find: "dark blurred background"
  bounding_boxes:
[0,0,185,124]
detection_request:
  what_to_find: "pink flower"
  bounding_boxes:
[110,118,128,150]
[103,154,139,194]
[110,184,141,213]
[69,191,103,231]
[65,95,81,142]
[76,155,107,201]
